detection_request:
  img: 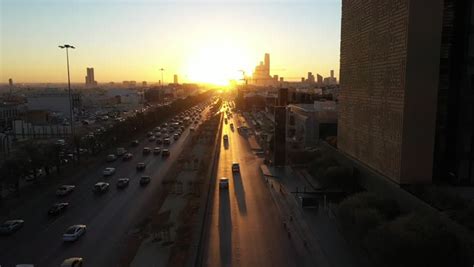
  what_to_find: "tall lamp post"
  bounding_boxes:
[160,68,165,89]
[58,44,75,138]
[160,68,165,103]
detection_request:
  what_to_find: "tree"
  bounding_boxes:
[364,213,470,267]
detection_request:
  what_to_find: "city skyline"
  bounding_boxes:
[0,0,341,85]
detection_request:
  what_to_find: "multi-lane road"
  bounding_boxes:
[0,103,210,267]
[202,102,312,267]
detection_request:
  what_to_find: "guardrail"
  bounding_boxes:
[188,110,223,267]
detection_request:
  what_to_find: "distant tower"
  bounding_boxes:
[85,67,97,86]
[317,74,323,85]
[330,70,334,78]
[8,78,13,94]
[264,53,270,75]
[173,74,178,84]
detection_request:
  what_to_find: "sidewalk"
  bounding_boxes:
[261,165,363,267]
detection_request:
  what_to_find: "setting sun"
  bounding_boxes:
[183,42,253,86]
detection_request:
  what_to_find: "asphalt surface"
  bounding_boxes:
[202,102,307,267]
[0,103,210,267]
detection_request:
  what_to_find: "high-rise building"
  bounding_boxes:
[330,70,334,78]
[317,74,323,85]
[338,0,445,184]
[85,67,97,86]
[173,74,178,84]
[307,72,315,83]
[252,53,272,86]
[8,78,13,87]
[433,0,474,185]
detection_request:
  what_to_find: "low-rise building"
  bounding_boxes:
[287,101,338,150]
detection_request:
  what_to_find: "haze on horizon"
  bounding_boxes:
[0,0,341,85]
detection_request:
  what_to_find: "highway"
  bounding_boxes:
[0,103,210,267]
[202,102,310,267]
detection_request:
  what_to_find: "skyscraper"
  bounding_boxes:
[433,0,474,185]
[317,74,323,85]
[252,53,272,85]
[173,74,178,84]
[330,70,334,78]
[85,67,97,86]
[338,0,444,184]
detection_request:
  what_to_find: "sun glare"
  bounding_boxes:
[184,43,253,86]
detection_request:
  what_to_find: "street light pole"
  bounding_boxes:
[160,68,165,89]
[59,44,75,138]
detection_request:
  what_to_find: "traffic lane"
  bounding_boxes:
[229,113,305,266]
[0,132,184,266]
[0,107,208,266]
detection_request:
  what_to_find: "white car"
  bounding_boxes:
[61,257,83,267]
[219,177,229,189]
[103,167,116,176]
[56,185,76,196]
[232,162,240,172]
[63,225,86,242]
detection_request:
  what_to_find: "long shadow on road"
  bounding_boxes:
[219,188,232,267]
[232,173,247,216]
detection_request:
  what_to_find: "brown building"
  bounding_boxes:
[338,0,444,184]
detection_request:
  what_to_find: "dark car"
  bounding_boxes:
[156,139,163,145]
[142,147,151,155]
[131,140,139,146]
[0,220,24,235]
[116,178,130,189]
[123,153,133,161]
[140,176,151,186]
[136,162,146,171]
[93,182,110,194]
[48,203,69,216]
[162,149,170,157]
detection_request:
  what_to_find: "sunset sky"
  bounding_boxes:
[0,0,341,85]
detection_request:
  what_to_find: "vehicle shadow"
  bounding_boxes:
[232,172,247,216]
[219,188,232,266]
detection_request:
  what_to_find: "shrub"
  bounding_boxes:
[365,213,470,267]
[337,192,400,239]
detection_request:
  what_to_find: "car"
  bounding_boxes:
[0,219,24,235]
[143,147,151,154]
[93,182,109,193]
[223,134,228,141]
[116,147,126,156]
[162,149,170,157]
[103,167,116,176]
[225,118,228,124]
[173,133,179,140]
[219,177,229,189]
[146,131,153,137]
[131,140,139,146]
[139,176,151,186]
[106,154,117,162]
[136,162,146,171]
[156,139,163,145]
[48,203,69,216]
[230,123,234,130]
[56,185,76,196]
[116,178,130,189]
[163,138,171,145]
[63,225,86,242]
[190,127,196,132]
[153,147,161,155]
[123,152,133,161]
[148,135,156,142]
[232,162,240,172]
[60,257,83,267]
